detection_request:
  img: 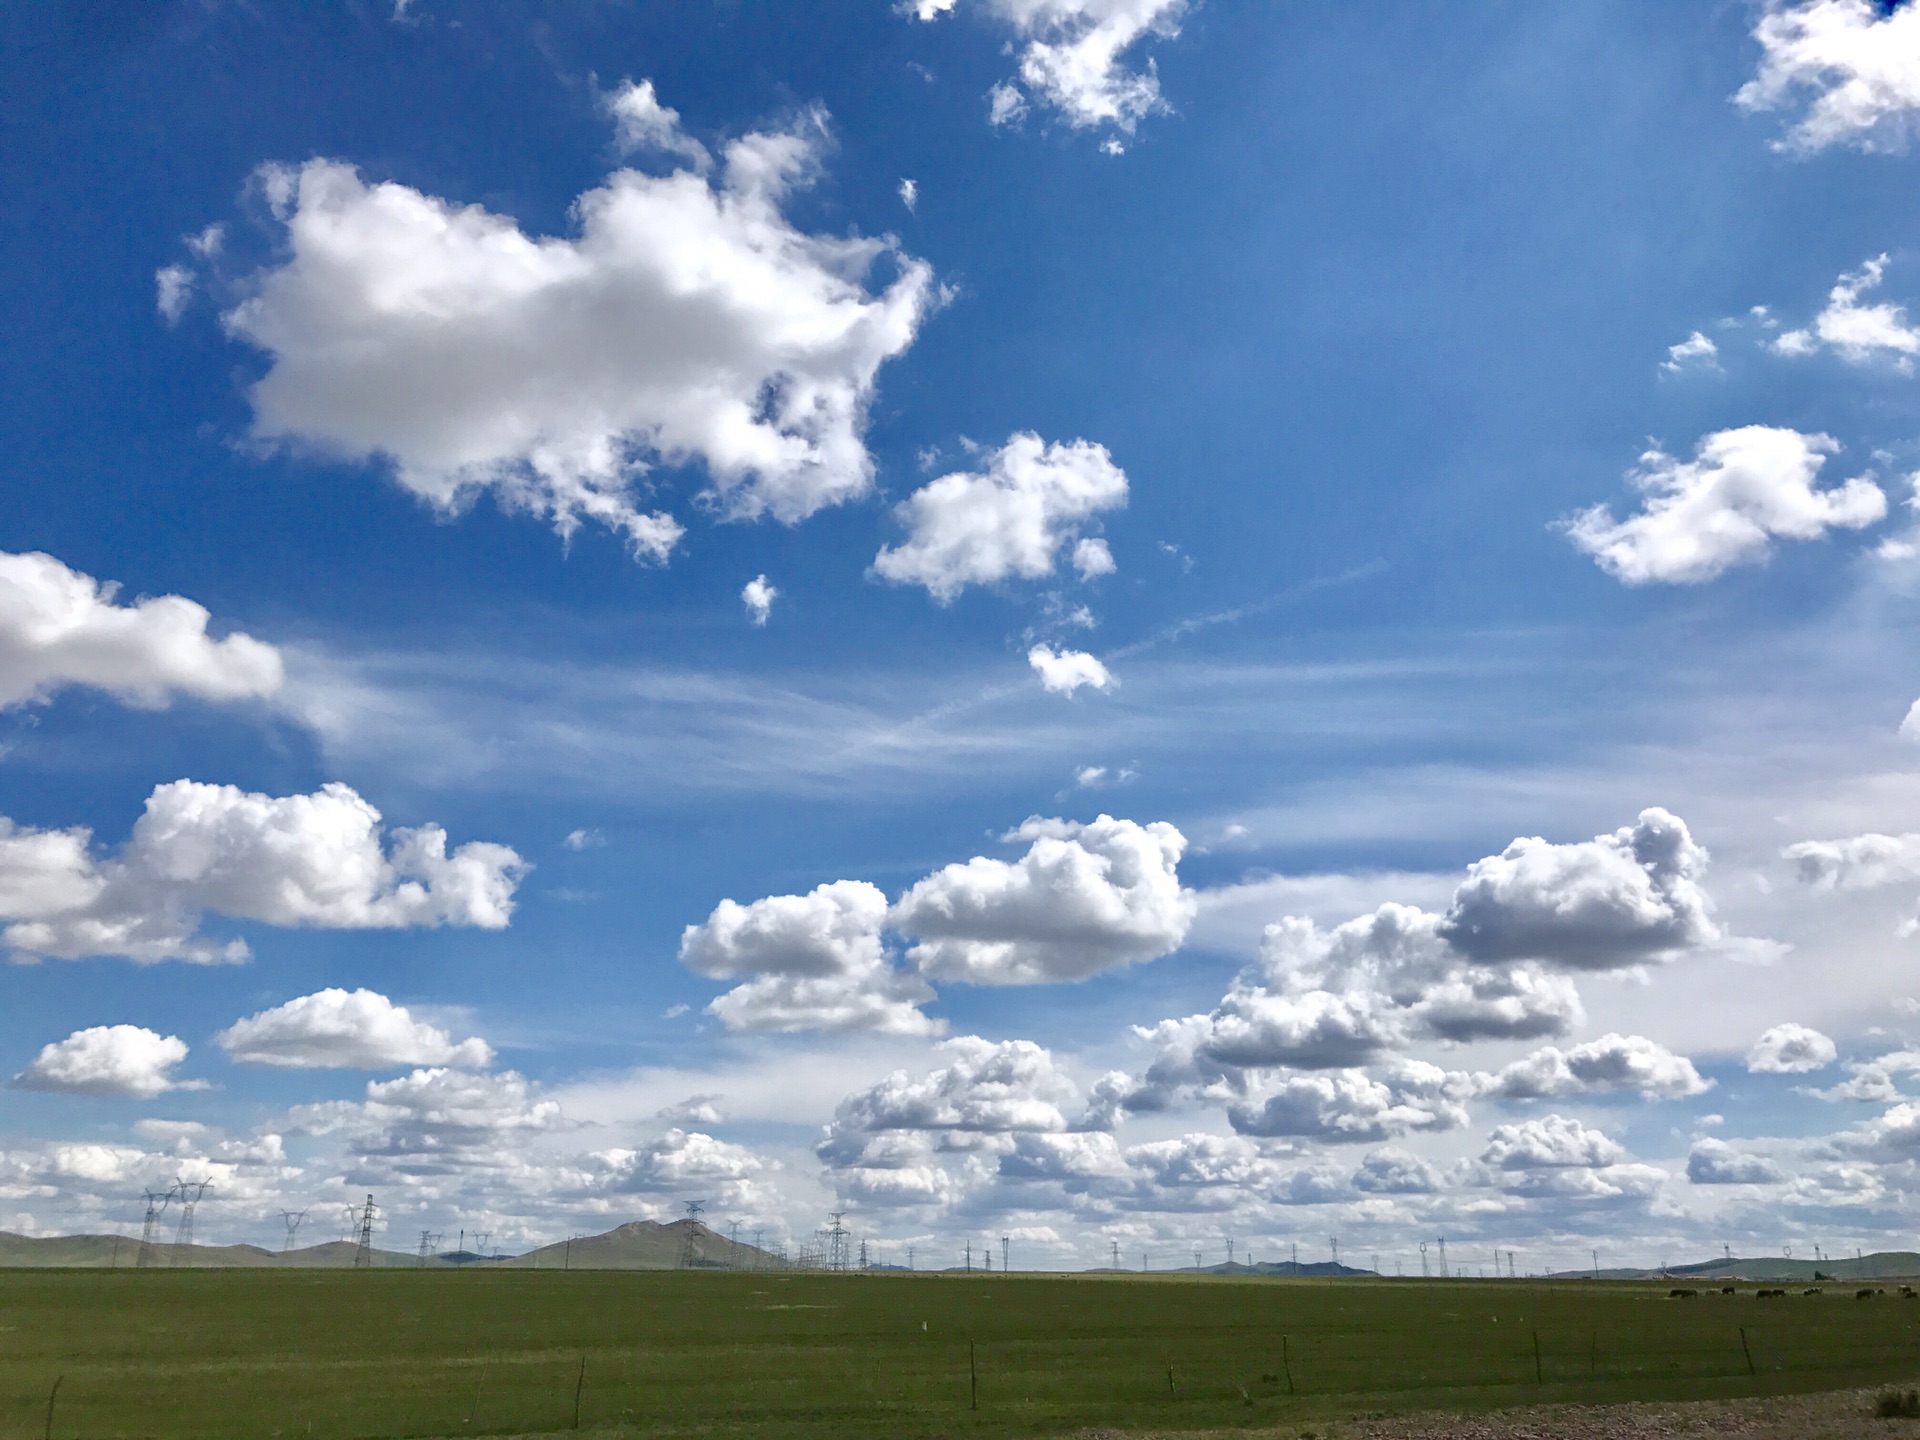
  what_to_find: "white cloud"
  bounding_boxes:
[872,434,1128,601]
[612,1128,770,1196]
[892,814,1194,984]
[604,79,711,170]
[1439,808,1721,970]
[987,81,1030,126]
[898,177,918,212]
[222,81,936,557]
[1747,1021,1839,1074]
[1353,1147,1442,1194]
[816,1037,1108,1205]
[1774,256,1920,367]
[155,265,193,325]
[1074,765,1107,787]
[1072,536,1116,579]
[821,1037,1077,1149]
[11,1025,191,1098]
[216,988,494,1070]
[1028,644,1113,695]
[0,780,525,963]
[681,880,938,1034]
[741,574,778,627]
[1480,1033,1712,1101]
[1661,331,1719,373]
[1687,1138,1786,1184]
[1736,0,1920,154]
[656,1094,726,1125]
[0,550,283,711]
[562,828,604,851]
[1562,427,1886,584]
[1228,1062,1474,1143]
[1131,811,1725,1114]
[1785,830,1920,889]
[914,0,1188,135]
[1480,1114,1624,1169]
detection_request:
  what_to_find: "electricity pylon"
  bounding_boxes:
[352,1194,377,1268]
[137,1188,170,1269]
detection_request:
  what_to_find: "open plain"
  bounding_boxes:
[2,1271,1918,1440]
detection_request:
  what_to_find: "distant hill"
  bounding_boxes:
[0,1231,438,1268]
[1551,1253,1920,1283]
[505,1219,774,1270]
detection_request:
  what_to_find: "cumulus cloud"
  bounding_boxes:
[871,434,1127,601]
[1747,1021,1838,1074]
[1773,256,1920,367]
[1072,536,1116,579]
[1131,811,1724,1115]
[0,780,525,963]
[1353,1147,1442,1194]
[610,1128,770,1198]
[817,1038,1105,1205]
[898,178,918,212]
[1028,644,1113,695]
[741,574,778,627]
[892,814,1193,984]
[680,880,938,1034]
[1736,0,1920,154]
[1785,831,1920,889]
[216,988,494,1069]
[0,550,282,711]
[1562,427,1885,584]
[1228,1061,1474,1143]
[1480,1033,1712,1101]
[222,81,936,558]
[1687,1138,1786,1185]
[911,0,1188,136]
[11,1025,192,1097]
[1481,1114,1625,1170]
[1439,808,1720,970]
[1662,331,1719,373]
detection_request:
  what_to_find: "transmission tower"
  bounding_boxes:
[352,1194,377,1268]
[1419,1241,1429,1278]
[1111,1239,1120,1269]
[1436,1237,1448,1278]
[1226,1238,1235,1267]
[858,1238,869,1270]
[679,1201,705,1269]
[417,1230,439,1267]
[281,1209,309,1255]
[1330,1236,1339,1270]
[825,1211,850,1273]
[728,1220,740,1268]
[137,1188,170,1268]
[169,1178,211,1262]
[1001,1236,1009,1273]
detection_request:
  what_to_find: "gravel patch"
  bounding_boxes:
[1077,1385,1920,1440]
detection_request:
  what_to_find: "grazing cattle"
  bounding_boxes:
[1669,1288,1698,1298]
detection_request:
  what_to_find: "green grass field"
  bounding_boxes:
[2,1270,1917,1439]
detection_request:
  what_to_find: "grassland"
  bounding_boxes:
[2,1269,1917,1440]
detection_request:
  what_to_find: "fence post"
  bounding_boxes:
[1282,1334,1295,1394]
[1739,1327,1755,1377]
[573,1356,586,1429]
[1533,1330,1543,1384]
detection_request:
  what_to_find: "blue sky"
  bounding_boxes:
[5,0,1920,1271]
